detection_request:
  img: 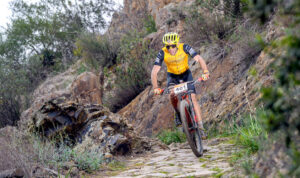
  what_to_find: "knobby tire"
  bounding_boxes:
[180,100,203,157]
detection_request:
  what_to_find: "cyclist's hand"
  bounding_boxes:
[154,88,163,95]
[201,70,210,81]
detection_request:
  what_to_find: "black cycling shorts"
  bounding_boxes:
[167,69,196,93]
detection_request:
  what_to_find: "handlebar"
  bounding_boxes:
[159,77,204,95]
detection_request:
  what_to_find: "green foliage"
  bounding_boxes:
[75,33,118,71]
[107,160,126,171]
[31,135,103,173]
[238,0,300,176]
[235,114,265,154]
[244,0,278,23]
[185,4,235,46]
[249,66,258,77]
[77,63,88,75]
[107,31,155,112]
[195,0,220,11]
[143,15,157,34]
[157,128,186,145]
[73,150,103,173]
[208,111,266,168]
[186,0,263,62]
[0,0,114,128]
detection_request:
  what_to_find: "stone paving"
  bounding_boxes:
[100,138,242,178]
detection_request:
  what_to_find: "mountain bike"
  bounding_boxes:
[161,78,204,157]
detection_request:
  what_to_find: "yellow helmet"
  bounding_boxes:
[163,32,180,45]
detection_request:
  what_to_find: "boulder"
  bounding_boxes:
[71,72,102,105]
[28,96,165,156]
[20,66,102,131]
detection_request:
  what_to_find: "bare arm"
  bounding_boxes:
[193,54,208,72]
[151,65,161,89]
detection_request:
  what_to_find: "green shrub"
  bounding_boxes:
[29,134,104,174]
[185,1,235,47]
[185,0,262,62]
[75,33,118,71]
[157,128,186,145]
[143,15,157,34]
[77,63,88,75]
[209,111,266,158]
[247,1,300,176]
[234,114,265,154]
[107,31,155,112]
[73,150,103,173]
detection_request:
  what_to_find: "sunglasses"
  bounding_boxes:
[166,44,177,49]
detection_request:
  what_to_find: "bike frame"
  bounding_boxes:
[162,79,202,132]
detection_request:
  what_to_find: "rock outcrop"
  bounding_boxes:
[28,96,164,156]
[20,62,103,130]
[107,0,192,49]
[71,72,102,105]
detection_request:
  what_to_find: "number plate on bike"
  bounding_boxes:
[174,83,188,95]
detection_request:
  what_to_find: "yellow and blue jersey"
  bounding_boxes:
[154,43,198,75]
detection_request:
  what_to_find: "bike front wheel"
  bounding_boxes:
[180,100,203,157]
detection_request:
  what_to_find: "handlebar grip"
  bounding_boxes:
[197,77,203,82]
[160,89,165,95]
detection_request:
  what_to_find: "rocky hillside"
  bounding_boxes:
[18,0,281,150]
[116,0,281,136]
[1,0,295,177]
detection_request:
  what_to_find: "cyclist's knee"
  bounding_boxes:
[169,92,176,99]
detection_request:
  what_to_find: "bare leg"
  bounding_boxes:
[191,93,207,139]
[191,93,204,128]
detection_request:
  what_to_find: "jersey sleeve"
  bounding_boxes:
[154,50,164,66]
[183,44,198,58]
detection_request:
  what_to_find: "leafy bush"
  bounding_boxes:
[235,114,265,154]
[185,1,236,47]
[30,134,104,173]
[143,15,157,34]
[75,33,118,71]
[244,0,300,176]
[157,128,186,145]
[107,31,155,112]
[208,111,266,161]
[73,150,103,173]
[0,0,115,128]
[185,0,262,61]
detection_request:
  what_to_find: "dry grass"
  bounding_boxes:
[0,126,32,176]
[0,126,104,176]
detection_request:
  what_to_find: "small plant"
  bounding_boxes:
[157,128,186,145]
[75,33,118,72]
[73,150,103,173]
[107,160,126,171]
[208,110,266,169]
[235,115,264,154]
[143,15,157,34]
[77,63,87,75]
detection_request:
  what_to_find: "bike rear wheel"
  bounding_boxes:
[180,100,203,157]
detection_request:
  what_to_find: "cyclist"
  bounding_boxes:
[151,32,209,139]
